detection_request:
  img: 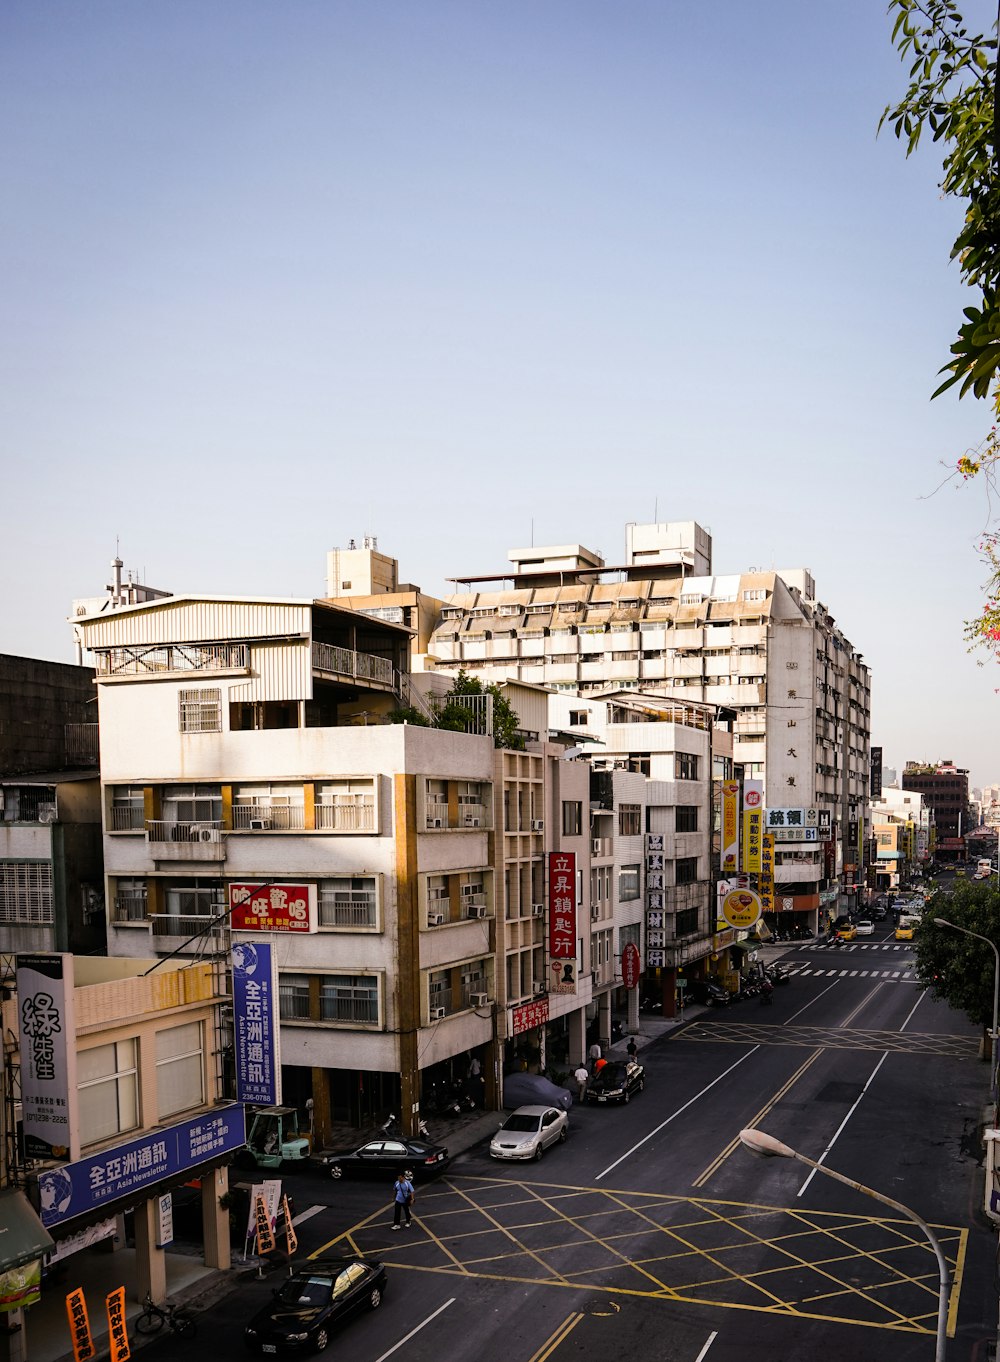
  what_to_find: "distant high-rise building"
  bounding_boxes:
[902,760,970,859]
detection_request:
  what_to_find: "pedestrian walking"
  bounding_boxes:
[626,1037,638,1062]
[391,1170,415,1229]
[574,1064,589,1100]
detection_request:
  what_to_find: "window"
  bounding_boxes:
[319,975,379,1024]
[562,801,583,836]
[676,752,699,780]
[162,786,223,825]
[110,786,145,832]
[618,804,641,837]
[0,862,53,924]
[178,688,222,733]
[569,710,589,726]
[619,865,640,900]
[675,906,700,936]
[676,857,699,884]
[78,1040,138,1146]
[279,974,311,1020]
[318,877,378,928]
[156,1022,204,1119]
[675,806,699,832]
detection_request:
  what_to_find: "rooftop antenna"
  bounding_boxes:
[653,498,658,523]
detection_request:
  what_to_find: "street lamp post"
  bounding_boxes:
[933,917,999,1100]
[739,1128,950,1362]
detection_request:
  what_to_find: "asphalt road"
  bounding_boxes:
[152,923,998,1362]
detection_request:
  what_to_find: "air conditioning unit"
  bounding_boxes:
[592,839,602,854]
[531,819,544,832]
[197,827,220,843]
[533,981,547,996]
[461,883,482,897]
[248,818,270,831]
[431,1006,446,1020]
[427,912,445,926]
[532,903,544,917]
[468,904,488,919]
[430,817,444,829]
[464,815,482,827]
[469,992,488,1008]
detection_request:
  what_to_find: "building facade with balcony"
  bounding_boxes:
[75,595,560,1138]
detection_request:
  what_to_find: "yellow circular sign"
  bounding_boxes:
[721,888,763,929]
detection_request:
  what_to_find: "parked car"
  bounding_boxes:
[490,1105,568,1161]
[502,1071,574,1111]
[854,920,874,936]
[686,978,732,1006]
[319,1136,449,1181]
[584,1060,645,1106]
[244,1256,386,1354]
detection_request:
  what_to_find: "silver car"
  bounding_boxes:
[490,1105,568,1161]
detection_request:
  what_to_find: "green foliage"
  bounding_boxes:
[912,880,1000,1027]
[436,670,524,750]
[386,706,430,727]
[882,0,999,395]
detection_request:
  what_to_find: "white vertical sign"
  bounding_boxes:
[16,953,80,1161]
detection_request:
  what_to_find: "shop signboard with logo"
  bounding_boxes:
[742,781,763,873]
[230,883,315,933]
[721,781,740,871]
[511,998,549,1036]
[759,833,775,912]
[721,888,763,930]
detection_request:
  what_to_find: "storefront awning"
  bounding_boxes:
[0,1190,54,1273]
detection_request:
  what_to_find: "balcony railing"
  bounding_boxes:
[148,910,226,939]
[232,803,306,832]
[317,894,377,928]
[95,643,248,677]
[425,801,490,831]
[312,642,395,689]
[314,801,376,832]
[113,894,148,923]
[146,820,224,842]
[111,806,145,832]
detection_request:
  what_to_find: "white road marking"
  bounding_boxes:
[797,1052,890,1198]
[693,1332,719,1362]
[291,1205,325,1226]
[594,1048,761,1182]
[372,1298,455,1362]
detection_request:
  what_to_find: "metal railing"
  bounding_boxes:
[312,642,395,688]
[148,910,226,939]
[110,806,145,832]
[95,643,248,677]
[232,803,306,832]
[113,894,149,923]
[146,820,224,842]
[314,801,376,832]
[317,894,377,928]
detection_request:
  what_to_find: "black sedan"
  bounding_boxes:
[319,1135,449,1181]
[244,1256,386,1354]
[584,1060,645,1105]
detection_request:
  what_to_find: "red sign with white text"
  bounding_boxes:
[229,884,313,933]
[511,997,550,1036]
[621,942,641,990]
[547,851,577,994]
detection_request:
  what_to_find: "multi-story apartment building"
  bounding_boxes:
[870,786,935,891]
[335,521,871,934]
[75,592,630,1135]
[902,761,970,862]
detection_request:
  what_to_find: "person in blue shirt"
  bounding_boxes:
[391,1170,415,1229]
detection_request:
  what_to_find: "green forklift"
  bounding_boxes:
[238,1106,312,1170]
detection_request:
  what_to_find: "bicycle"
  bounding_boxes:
[135,1292,197,1337]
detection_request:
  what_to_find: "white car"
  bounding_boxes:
[490,1105,568,1161]
[854,920,874,936]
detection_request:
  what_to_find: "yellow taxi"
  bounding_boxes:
[895,922,914,941]
[956,868,967,878]
[836,923,857,942]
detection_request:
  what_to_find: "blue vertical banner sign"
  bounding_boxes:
[232,942,281,1107]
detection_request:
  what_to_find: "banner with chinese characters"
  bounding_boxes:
[721,782,740,871]
[66,1288,95,1362]
[0,1260,40,1312]
[511,997,549,1036]
[106,1287,129,1362]
[15,953,79,1162]
[245,1180,281,1255]
[38,1106,247,1228]
[233,942,281,1106]
[759,833,775,912]
[547,852,577,994]
[230,883,315,933]
[741,782,763,875]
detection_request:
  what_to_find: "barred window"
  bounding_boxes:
[618,865,640,901]
[0,862,54,924]
[676,907,700,936]
[675,752,699,780]
[319,975,378,1024]
[676,857,699,884]
[279,974,311,1020]
[317,877,378,928]
[675,806,699,832]
[178,688,222,733]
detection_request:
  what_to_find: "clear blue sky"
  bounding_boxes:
[2,1,996,785]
